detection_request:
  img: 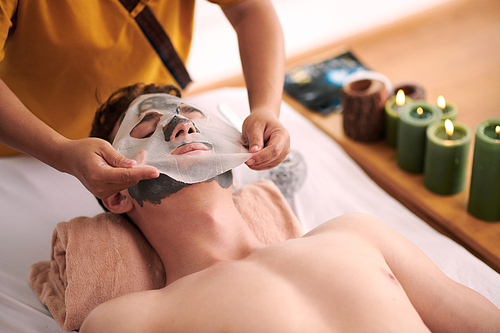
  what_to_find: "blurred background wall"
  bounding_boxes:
[187,0,451,86]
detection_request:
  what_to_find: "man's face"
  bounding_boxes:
[112,94,251,184]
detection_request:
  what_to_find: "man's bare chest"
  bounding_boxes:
[148,236,424,332]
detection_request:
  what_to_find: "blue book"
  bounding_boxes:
[284,51,368,115]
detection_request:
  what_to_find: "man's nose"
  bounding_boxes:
[164,116,198,142]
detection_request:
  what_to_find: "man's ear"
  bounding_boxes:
[102,190,134,214]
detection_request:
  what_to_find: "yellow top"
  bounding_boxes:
[0,0,242,156]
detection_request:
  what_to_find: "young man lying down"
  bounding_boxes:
[81,83,500,333]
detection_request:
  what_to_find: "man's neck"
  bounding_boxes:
[130,182,265,285]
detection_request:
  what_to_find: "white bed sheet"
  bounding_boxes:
[0,87,499,332]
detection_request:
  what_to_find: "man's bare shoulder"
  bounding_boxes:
[304,212,389,240]
[80,289,162,333]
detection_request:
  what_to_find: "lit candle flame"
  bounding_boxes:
[444,119,454,137]
[396,90,406,107]
[496,125,500,135]
[437,95,446,109]
[416,107,423,116]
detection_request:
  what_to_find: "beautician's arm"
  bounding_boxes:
[223,0,290,170]
[0,79,159,199]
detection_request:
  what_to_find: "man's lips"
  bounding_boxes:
[171,142,213,155]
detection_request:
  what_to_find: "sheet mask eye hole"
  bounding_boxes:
[178,103,206,120]
[130,112,162,139]
[143,131,154,139]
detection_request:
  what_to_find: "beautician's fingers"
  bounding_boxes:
[247,131,290,170]
[63,138,159,199]
[242,113,265,154]
[243,113,290,170]
[101,164,160,196]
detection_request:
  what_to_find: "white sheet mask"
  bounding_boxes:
[113,94,252,184]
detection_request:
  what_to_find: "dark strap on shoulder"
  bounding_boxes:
[7,2,18,39]
[119,0,192,89]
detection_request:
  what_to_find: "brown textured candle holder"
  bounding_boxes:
[392,81,426,100]
[342,79,387,142]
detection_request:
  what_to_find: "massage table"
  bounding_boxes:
[1,87,499,332]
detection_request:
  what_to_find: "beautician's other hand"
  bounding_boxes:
[60,138,159,199]
[243,109,290,170]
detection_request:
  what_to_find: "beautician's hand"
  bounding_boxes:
[60,138,159,199]
[243,109,290,170]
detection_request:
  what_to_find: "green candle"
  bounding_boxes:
[424,120,471,195]
[385,90,412,147]
[397,100,442,173]
[437,95,458,120]
[468,118,500,221]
